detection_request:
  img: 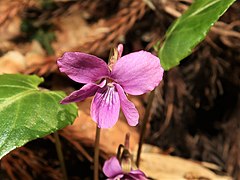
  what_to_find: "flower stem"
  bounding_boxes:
[54,132,68,180]
[136,90,155,167]
[94,126,101,180]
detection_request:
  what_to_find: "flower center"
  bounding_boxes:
[105,77,114,87]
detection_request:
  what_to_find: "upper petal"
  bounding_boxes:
[111,51,164,95]
[57,52,110,84]
[117,44,123,58]
[114,83,139,126]
[60,80,106,104]
[90,85,120,129]
[103,157,123,178]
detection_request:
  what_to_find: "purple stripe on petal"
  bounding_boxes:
[90,85,120,129]
[103,157,123,178]
[114,83,139,126]
[57,52,110,84]
[60,80,106,104]
[111,51,164,95]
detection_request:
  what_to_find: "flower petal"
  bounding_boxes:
[57,52,110,83]
[111,51,164,95]
[114,83,139,126]
[106,174,124,180]
[103,157,123,178]
[127,170,147,180]
[60,80,106,104]
[90,85,120,128]
[117,44,123,58]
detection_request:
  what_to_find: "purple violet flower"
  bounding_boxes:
[57,44,164,128]
[103,156,147,180]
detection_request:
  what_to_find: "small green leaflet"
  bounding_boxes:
[0,74,78,158]
[158,0,236,70]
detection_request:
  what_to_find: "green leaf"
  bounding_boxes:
[158,0,236,70]
[0,74,78,158]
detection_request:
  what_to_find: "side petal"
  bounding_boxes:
[111,51,164,95]
[90,85,120,129]
[103,157,123,178]
[57,52,110,84]
[60,81,106,104]
[114,83,139,126]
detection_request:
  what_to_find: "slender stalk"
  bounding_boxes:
[124,133,130,150]
[136,90,155,167]
[94,126,101,180]
[53,132,68,180]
